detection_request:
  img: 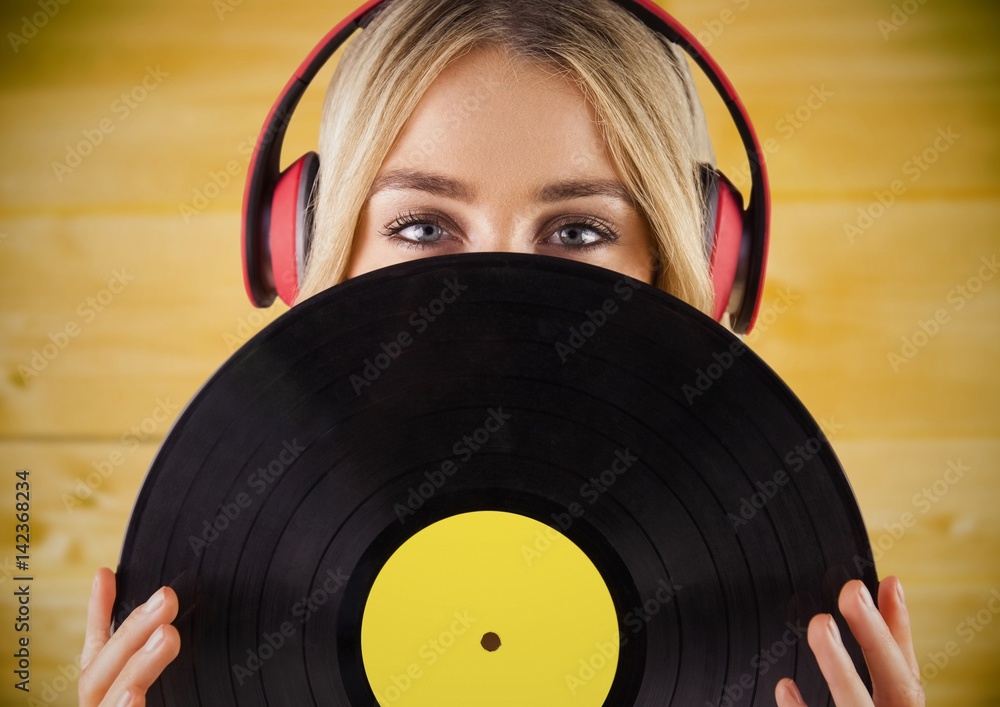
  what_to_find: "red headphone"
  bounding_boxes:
[241,0,770,334]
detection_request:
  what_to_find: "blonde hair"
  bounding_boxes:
[298,0,716,314]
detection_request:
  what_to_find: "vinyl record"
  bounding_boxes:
[114,252,877,706]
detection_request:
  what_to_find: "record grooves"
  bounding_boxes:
[115,252,876,706]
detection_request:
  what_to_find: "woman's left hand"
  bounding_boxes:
[775,576,925,706]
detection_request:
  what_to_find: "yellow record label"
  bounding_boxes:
[362,511,619,705]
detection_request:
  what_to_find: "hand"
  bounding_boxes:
[775,576,925,706]
[79,567,181,706]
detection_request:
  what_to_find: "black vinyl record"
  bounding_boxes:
[114,252,876,706]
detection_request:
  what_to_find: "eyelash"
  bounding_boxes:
[377,210,621,251]
[377,211,448,251]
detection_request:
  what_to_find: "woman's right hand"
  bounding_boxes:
[80,567,181,706]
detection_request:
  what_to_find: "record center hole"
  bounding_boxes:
[481,632,501,652]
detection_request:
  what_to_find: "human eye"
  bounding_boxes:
[541,215,621,251]
[378,211,453,250]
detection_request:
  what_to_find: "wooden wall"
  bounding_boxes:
[0,0,997,703]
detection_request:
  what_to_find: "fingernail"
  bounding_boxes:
[827,616,842,644]
[144,626,165,653]
[784,680,806,706]
[143,589,164,614]
[858,583,876,611]
[896,578,906,605]
[117,690,134,707]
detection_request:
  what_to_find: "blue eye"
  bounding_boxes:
[553,225,603,247]
[544,217,620,250]
[378,212,620,252]
[397,222,444,243]
[379,212,449,250]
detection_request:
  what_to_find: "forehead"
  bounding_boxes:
[382,47,617,181]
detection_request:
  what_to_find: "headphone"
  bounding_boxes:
[241,0,770,334]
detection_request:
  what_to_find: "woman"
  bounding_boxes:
[80,0,925,704]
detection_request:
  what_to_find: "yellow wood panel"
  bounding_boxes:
[688,0,1000,200]
[835,439,1000,704]
[0,212,285,438]
[750,200,1000,439]
[0,442,155,707]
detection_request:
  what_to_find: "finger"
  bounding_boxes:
[104,686,144,707]
[807,613,873,706]
[775,678,808,707]
[877,576,921,681]
[79,586,178,702]
[102,624,180,707]
[82,568,116,671]
[839,579,922,705]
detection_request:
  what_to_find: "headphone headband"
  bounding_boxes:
[241,0,381,307]
[242,0,769,333]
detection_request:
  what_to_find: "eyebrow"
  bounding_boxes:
[535,178,635,206]
[368,169,635,207]
[368,170,474,202]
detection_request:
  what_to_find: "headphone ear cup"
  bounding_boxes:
[701,166,747,323]
[269,152,319,306]
[698,163,720,261]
